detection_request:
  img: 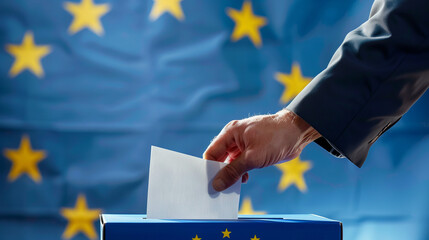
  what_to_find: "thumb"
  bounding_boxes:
[212,152,249,191]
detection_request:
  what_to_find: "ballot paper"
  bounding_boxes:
[147,146,241,219]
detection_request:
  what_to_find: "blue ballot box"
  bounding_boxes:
[100,214,342,240]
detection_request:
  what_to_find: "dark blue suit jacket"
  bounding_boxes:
[287,0,429,167]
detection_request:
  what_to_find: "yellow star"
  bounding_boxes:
[222,228,231,238]
[5,32,51,78]
[227,2,267,47]
[251,235,260,240]
[275,157,312,192]
[275,63,311,103]
[149,0,184,21]
[3,135,46,183]
[192,235,201,240]
[239,198,266,215]
[64,0,110,35]
[61,194,102,240]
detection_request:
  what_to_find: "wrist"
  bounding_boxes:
[276,109,321,144]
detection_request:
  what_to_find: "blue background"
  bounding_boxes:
[0,0,428,240]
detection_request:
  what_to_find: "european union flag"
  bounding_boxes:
[0,0,428,240]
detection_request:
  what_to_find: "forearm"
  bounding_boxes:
[287,0,429,166]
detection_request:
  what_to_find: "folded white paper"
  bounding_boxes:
[147,146,241,219]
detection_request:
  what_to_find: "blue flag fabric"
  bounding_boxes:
[0,0,428,240]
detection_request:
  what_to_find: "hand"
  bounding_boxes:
[203,109,321,191]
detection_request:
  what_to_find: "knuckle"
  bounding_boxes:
[224,120,240,132]
[243,125,258,139]
[226,120,239,128]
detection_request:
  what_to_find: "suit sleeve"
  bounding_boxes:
[286,0,429,167]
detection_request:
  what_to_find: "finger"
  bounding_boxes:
[203,126,237,162]
[223,146,242,164]
[241,172,249,183]
[212,153,250,191]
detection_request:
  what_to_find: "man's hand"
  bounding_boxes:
[203,109,321,191]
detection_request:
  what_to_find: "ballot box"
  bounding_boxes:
[100,214,342,240]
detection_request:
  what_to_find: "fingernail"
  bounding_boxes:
[213,178,226,191]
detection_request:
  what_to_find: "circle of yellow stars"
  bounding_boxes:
[189,202,267,240]
[191,228,260,240]
[3,135,102,240]
[4,0,312,107]
[2,1,316,239]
